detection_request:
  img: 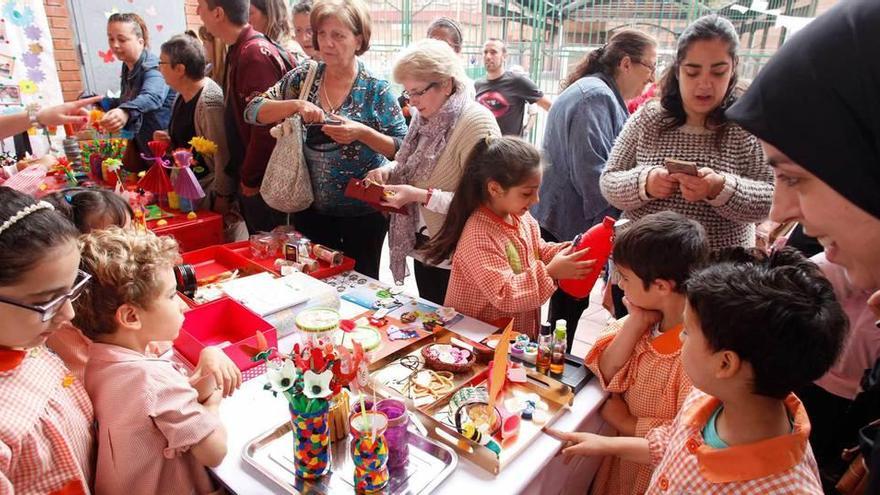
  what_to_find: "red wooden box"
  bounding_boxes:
[224,240,356,279]
[180,245,269,284]
[149,210,223,252]
[174,297,277,371]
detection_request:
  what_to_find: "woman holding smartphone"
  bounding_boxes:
[600,15,772,251]
[244,0,406,278]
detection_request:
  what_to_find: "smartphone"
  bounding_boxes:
[304,118,344,127]
[664,158,699,176]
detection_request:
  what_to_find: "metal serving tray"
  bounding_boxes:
[243,420,458,494]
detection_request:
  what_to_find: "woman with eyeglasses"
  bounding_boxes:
[101,13,175,172]
[362,39,499,304]
[0,186,95,493]
[532,29,657,351]
[244,0,407,279]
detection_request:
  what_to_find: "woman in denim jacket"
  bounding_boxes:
[101,13,175,171]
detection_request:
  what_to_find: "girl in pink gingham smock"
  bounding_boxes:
[0,189,95,494]
[422,136,594,339]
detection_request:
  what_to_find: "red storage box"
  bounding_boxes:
[175,297,277,371]
[149,210,223,252]
[181,245,269,283]
[224,240,356,279]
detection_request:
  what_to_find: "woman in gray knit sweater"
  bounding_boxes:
[600,15,772,250]
[365,39,500,304]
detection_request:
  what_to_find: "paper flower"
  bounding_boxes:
[102,158,122,173]
[303,369,333,399]
[267,360,298,393]
[28,43,43,55]
[26,68,45,84]
[19,80,37,95]
[22,52,40,69]
[189,136,217,156]
[4,4,35,27]
[25,25,42,41]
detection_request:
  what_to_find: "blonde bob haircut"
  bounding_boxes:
[73,227,181,339]
[311,0,372,56]
[393,38,469,93]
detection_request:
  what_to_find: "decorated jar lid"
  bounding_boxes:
[295,308,340,333]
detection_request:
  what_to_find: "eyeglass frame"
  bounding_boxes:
[0,269,91,322]
[402,81,439,100]
[635,60,657,73]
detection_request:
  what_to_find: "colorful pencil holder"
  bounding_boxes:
[349,411,389,493]
[289,400,331,479]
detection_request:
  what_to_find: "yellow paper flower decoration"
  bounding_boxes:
[189,136,218,156]
[19,80,37,94]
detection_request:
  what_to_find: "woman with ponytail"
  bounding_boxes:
[532,28,657,346]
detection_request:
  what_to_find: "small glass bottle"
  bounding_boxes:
[550,319,567,376]
[536,321,553,374]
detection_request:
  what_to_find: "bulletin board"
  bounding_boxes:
[0,0,66,155]
[68,0,186,95]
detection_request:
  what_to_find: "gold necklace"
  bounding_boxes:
[321,78,344,115]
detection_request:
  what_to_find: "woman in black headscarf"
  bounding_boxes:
[727,0,880,490]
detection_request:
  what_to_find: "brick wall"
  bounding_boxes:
[44,0,82,101]
[43,0,203,101]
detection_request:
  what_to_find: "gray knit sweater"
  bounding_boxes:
[600,102,773,249]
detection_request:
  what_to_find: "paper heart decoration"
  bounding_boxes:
[155,24,163,32]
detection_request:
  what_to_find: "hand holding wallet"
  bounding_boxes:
[344,178,409,215]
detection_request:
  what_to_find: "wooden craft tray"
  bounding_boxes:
[367,328,573,474]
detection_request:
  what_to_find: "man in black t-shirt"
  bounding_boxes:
[475,38,551,136]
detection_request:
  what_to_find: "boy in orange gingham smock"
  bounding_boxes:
[0,346,95,495]
[444,206,569,339]
[75,229,232,495]
[547,249,844,495]
[644,388,822,494]
[583,212,706,495]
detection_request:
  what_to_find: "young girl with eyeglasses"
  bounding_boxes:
[0,186,95,494]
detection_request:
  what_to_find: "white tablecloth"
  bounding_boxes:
[209,278,608,494]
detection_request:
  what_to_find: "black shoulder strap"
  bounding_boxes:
[253,32,295,73]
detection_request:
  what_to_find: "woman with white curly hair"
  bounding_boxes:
[366,38,500,304]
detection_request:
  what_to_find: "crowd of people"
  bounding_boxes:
[1,0,879,493]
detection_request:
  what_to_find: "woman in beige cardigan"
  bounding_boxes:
[156,33,233,214]
[366,39,500,304]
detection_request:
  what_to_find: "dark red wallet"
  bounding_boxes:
[344,178,409,215]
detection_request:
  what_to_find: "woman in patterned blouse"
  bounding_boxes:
[244,0,407,278]
[600,15,773,251]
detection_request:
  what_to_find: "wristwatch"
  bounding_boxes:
[25,103,42,129]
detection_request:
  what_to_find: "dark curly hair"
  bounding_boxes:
[659,15,740,137]
[685,247,848,399]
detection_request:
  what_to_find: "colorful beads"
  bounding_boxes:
[290,402,331,479]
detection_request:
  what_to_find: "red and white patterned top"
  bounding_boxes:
[85,343,221,495]
[584,318,692,495]
[646,389,823,494]
[444,207,566,339]
[0,346,95,495]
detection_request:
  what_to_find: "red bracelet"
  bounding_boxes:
[423,188,433,207]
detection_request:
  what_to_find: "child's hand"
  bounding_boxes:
[621,296,662,330]
[600,393,637,436]
[381,184,426,209]
[547,245,596,280]
[544,428,607,463]
[193,347,242,397]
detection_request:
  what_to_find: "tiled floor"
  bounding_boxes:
[377,236,612,358]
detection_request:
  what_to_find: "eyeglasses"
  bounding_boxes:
[636,60,657,73]
[0,270,91,322]
[402,81,439,100]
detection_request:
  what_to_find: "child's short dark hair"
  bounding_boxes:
[613,211,708,292]
[45,187,133,233]
[686,247,848,399]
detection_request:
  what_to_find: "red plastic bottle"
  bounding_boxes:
[559,216,623,299]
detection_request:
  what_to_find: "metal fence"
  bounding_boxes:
[346,0,823,143]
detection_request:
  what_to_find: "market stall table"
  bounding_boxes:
[203,272,608,494]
